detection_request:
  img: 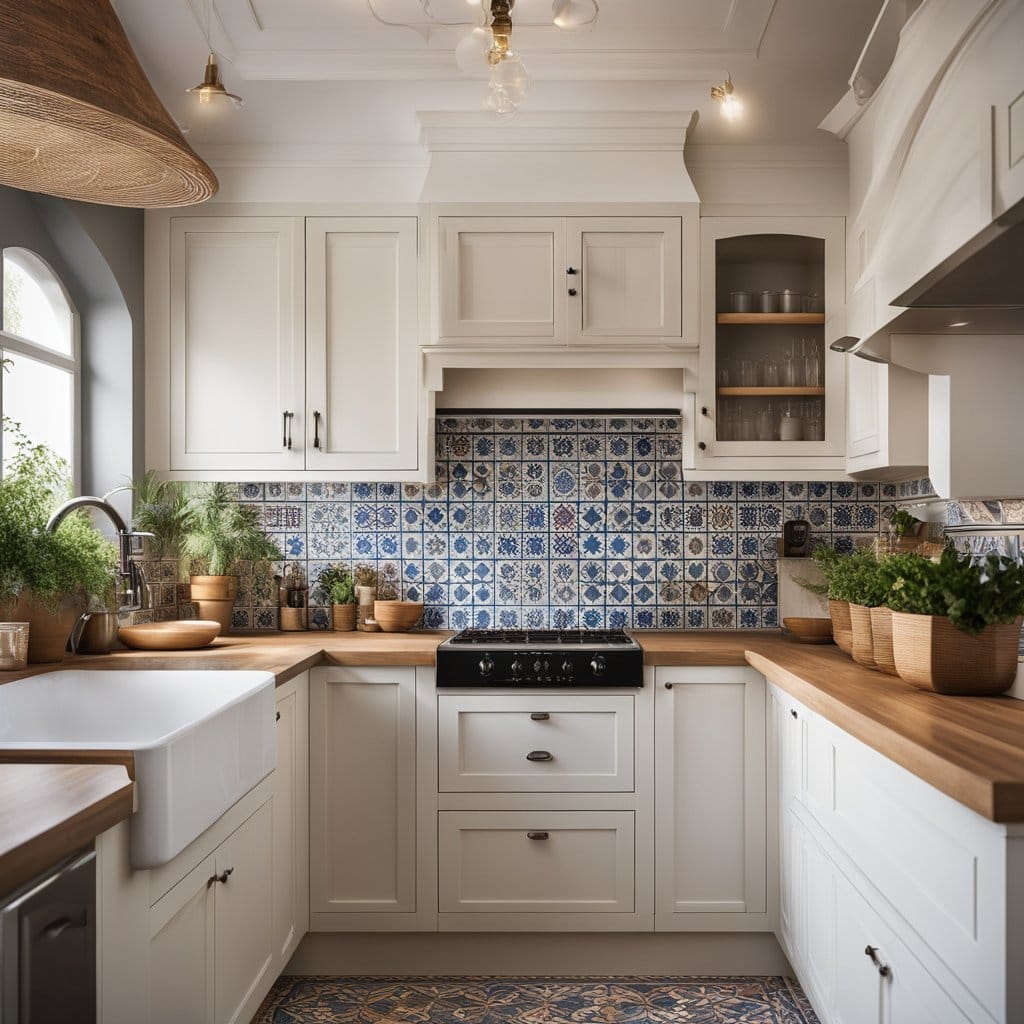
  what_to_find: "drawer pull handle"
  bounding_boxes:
[864,945,891,978]
[207,867,234,889]
[664,682,673,689]
[526,750,553,762]
[790,709,798,719]
[530,712,550,721]
[527,831,549,840]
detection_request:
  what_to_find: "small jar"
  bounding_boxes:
[730,291,754,313]
[780,289,803,313]
[759,290,779,313]
[803,292,824,313]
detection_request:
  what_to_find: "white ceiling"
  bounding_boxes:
[110,0,883,152]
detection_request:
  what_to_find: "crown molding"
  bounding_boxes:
[197,143,429,168]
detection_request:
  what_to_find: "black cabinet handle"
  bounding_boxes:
[207,866,234,889]
[276,710,281,721]
[864,945,891,978]
[566,267,578,275]
[43,914,86,939]
[790,709,798,719]
[282,411,293,449]
[698,441,707,451]
[313,410,322,450]
[526,750,553,762]
[527,831,549,840]
[530,712,550,721]
[568,288,578,296]
[664,682,673,689]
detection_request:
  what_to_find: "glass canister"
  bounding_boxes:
[730,291,755,313]
[759,290,780,313]
[780,289,803,313]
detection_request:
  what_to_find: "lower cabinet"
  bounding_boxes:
[149,801,274,1024]
[654,666,768,929]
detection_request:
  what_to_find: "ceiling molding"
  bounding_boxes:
[685,142,850,168]
[198,143,429,168]
[417,110,699,153]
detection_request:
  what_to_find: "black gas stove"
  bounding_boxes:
[436,629,644,688]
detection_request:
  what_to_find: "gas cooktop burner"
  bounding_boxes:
[447,629,634,647]
[436,628,643,688]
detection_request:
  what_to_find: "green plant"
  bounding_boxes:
[130,471,193,561]
[0,423,117,610]
[886,546,1024,635]
[888,508,920,538]
[182,483,281,577]
[314,564,355,606]
[353,564,378,589]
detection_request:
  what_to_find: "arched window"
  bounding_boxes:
[0,248,79,481]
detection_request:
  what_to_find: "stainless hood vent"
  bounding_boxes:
[894,195,1024,310]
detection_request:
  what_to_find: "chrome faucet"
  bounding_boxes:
[46,496,155,612]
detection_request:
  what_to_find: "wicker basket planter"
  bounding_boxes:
[891,613,1023,694]
[828,600,853,655]
[332,604,356,631]
[848,603,877,668]
[869,606,899,676]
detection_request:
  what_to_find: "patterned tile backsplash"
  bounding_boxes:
[222,417,897,632]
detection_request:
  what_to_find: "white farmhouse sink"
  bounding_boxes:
[0,670,276,868]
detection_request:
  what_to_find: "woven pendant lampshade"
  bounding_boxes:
[0,0,218,207]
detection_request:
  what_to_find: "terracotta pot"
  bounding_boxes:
[891,613,1023,695]
[1,594,79,664]
[332,604,356,631]
[189,576,238,635]
[828,600,853,655]
[870,606,899,676]
[848,603,877,669]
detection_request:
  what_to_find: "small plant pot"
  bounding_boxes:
[848,603,877,669]
[280,607,307,631]
[891,613,1023,694]
[828,600,853,655]
[1,594,78,664]
[189,576,238,635]
[332,604,356,631]
[869,606,899,676]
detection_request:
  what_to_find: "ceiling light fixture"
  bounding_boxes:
[711,74,743,122]
[552,0,598,29]
[483,0,530,115]
[186,0,243,109]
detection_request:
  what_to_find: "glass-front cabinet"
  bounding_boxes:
[695,217,847,476]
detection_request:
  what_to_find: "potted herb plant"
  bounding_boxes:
[834,550,883,669]
[867,553,927,675]
[0,427,117,662]
[130,471,193,565]
[813,546,854,655]
[182,483,281,634]
[886,547,1024,694]
[314,564,357,631]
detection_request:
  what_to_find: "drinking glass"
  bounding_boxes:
[761,357,780,387]
[804,338,823,387]
[757,403,779,441]
[739,360,758,387]
[780,401,803,441]
[782,343,802,387]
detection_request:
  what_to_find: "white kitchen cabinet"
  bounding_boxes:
[693,217,847,478]
[167,217,305,474]
[437,214,689,346]
[149,800,274,1024]
[309,666,423,930]
[272,673,308,967]
[654,666,768,929]
[305,218,419,473]
[437,810,635,914]
[437,693,634,793]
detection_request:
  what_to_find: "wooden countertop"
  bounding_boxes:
[634,630,795,665]
[0,763,133,896]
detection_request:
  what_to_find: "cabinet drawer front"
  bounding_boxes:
[438,811,635,913]
[438,695,634,792]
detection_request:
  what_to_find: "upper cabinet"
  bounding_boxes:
[147,211,425,481]
[436,213,695,347]
[692,217,848,478]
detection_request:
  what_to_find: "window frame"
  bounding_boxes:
[0,247,81,489]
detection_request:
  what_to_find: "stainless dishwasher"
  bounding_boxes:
[0,847,96,1024]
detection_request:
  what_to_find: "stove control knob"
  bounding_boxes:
[561,659,574,677]
[590,655,607,677]
[479,655,494,677]
[511,658,524,680]
[533,659,543,674]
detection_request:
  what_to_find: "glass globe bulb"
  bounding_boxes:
[552,0,596,29]
[486,53,530,114]
[455,26,491,74]
[720,92,743,121]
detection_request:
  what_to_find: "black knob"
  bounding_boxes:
[701,406,709,416]
[568,288,578,296]
[590,655,606,676]
[698,442,707,451]
[790,709,798,719]
[479,655,494,677]
[561,659,573,676]
[566,267,578,275]
[511,658,524,679]
[533,659,543,674]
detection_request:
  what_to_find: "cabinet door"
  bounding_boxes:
[169,217,304,473]
[149,853,216,1024]
[310,667,417,921]
[654,667,767,925]
[791,814,836,1020]
[272,675,308,967]
[439,217,565,341]
[213,801,274,1024]
[306,218,419,472]
[567,217,681,342]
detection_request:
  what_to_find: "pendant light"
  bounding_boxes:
[0,0,217,207]
[186,0,244,110]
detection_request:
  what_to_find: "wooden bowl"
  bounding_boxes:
[118,620,221,651]
[783,616,834,644]
[373,600,423,633]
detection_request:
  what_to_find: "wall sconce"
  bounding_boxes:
[711,74,743,122]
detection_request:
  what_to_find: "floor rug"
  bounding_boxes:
[252,976,820,1023]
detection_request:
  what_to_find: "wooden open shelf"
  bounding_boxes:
[716,312,825,325]
[717,386,826,397]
